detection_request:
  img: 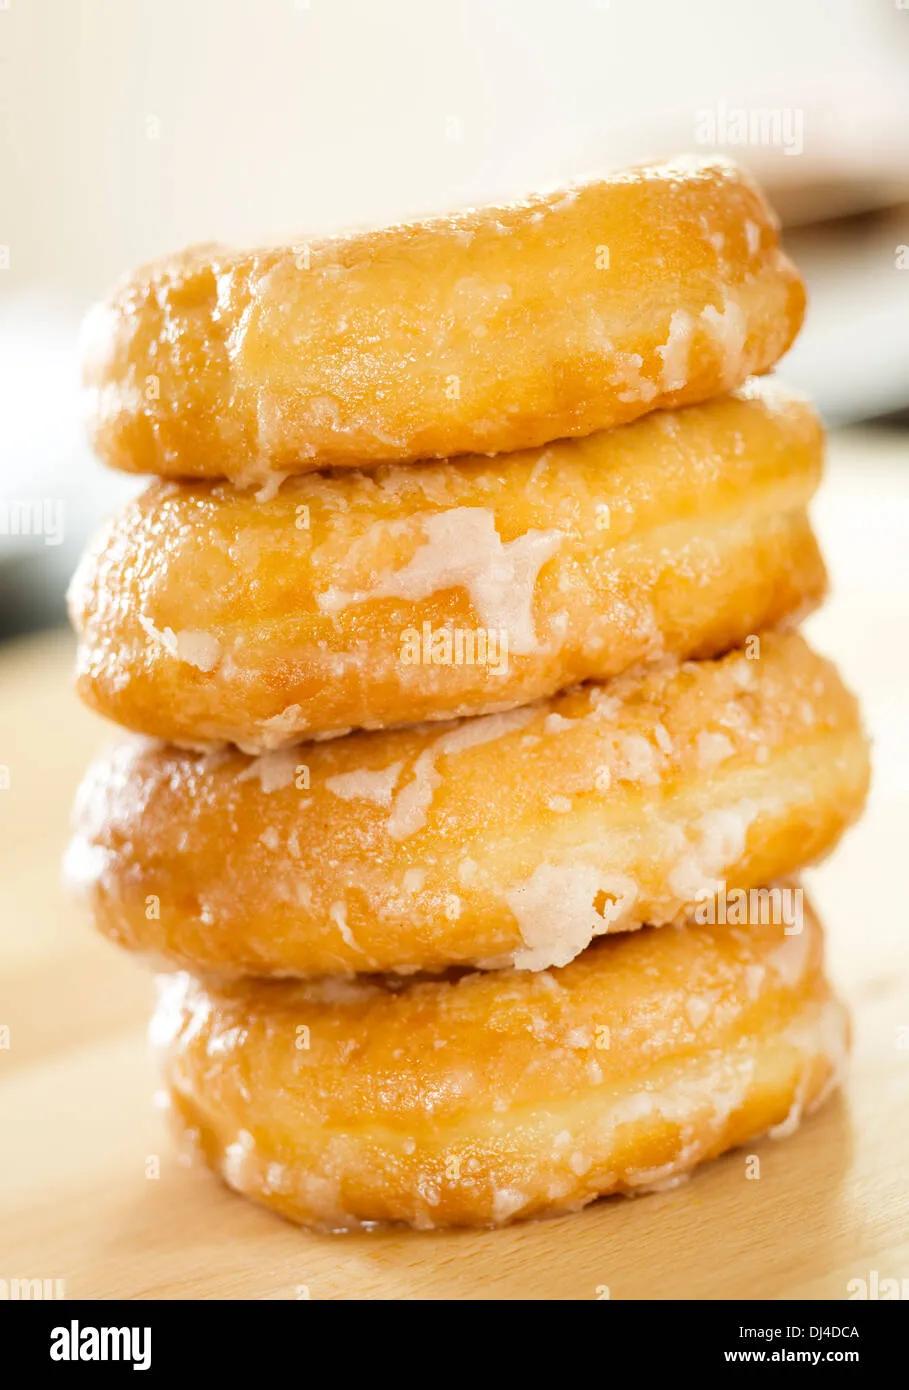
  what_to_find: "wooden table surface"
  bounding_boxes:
[1,431,907,1300]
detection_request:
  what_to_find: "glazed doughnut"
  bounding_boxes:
[154,898,847,1230]
[82,156,805,483]
[69,632,869,978]
[69,377,825,747]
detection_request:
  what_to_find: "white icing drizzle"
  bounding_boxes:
[253,471,289,503]
[653,722,674,755]
[237,748,301,792]
[222,1129,257,1191]
[593,765,612,793]
[767,1078,809,1140]
[386,749,439,842]
[458,857,478,886]
[300,976,382,1005]
[174,630,221,672]
[251,704,307,751]
[656,309,694,391]
[506,864,639,970]
[61,836,110,894]
[491,1188,530,1222]
[316,508,563,654]
[138,613,178,656]
[325,761,403,808]
[329,900,361,953]
[666,801,757,901]
[138,615,221,672]
[614,732,661,785]
[695,730,735,769]
[701,296,747,385]
[744,964,765,999]
[770,998,850,1139]
[610,349,659,404]
[685,992,718,1030]
[387,707,536,841]
[767,925,812,989]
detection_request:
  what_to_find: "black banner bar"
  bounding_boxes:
[0,1298,900,1375]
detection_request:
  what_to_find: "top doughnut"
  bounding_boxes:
[82,157,805,483]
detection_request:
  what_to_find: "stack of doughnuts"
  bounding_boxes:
[67,156,869,1231]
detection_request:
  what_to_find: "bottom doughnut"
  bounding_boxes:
[154,890,847,1230]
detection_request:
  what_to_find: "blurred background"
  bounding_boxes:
[1,0,908,635]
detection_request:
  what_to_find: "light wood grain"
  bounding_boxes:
[1,430,907,1300]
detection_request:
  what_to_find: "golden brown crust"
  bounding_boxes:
[69,633,869,977]
[82,157,805,481]
[155,899,847,1229]
[68,378,825,747]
